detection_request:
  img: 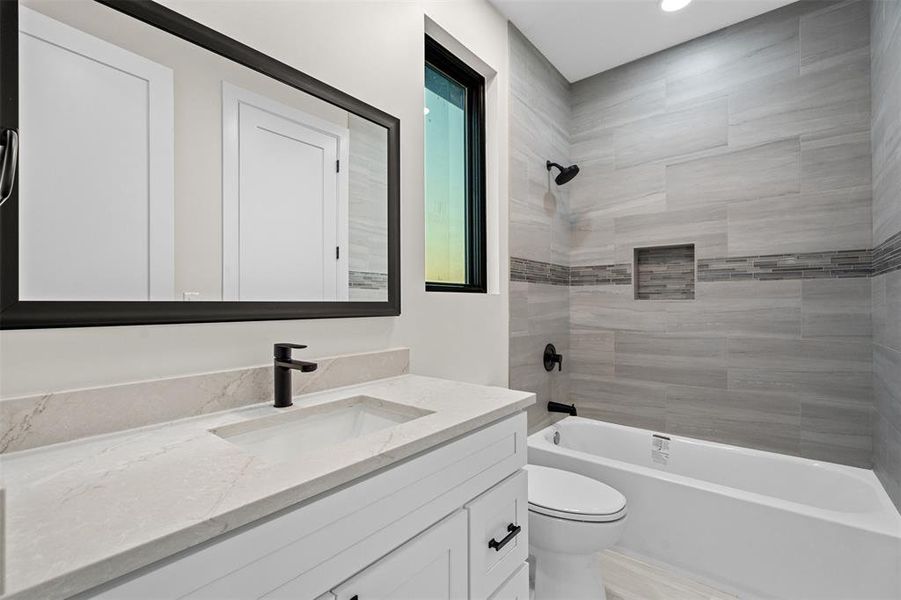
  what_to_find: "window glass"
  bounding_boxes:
[424,64,468,285]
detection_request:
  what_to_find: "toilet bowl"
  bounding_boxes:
[525,464,627,600]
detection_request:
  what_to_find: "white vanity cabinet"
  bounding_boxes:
[330,511,468,600]
[488,565,529,600]
[84,413,529,600]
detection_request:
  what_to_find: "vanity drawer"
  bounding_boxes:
[466,469,528,599]
[488,563,529,600]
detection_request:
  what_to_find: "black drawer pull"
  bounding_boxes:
[488,523,521,552]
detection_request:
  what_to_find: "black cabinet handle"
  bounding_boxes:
[488,523,521,552]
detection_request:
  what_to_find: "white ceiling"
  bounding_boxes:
[489,0,796,82]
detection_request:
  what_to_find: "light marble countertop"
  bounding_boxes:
[0,375,534,600]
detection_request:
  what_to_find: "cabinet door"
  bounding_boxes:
[466,470,528,599]
[332,511,467,600]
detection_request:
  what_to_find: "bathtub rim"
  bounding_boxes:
[529,416,901,538]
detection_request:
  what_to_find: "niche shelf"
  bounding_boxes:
[634,244,695,300]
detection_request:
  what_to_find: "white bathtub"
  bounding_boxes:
[529,417,901,600]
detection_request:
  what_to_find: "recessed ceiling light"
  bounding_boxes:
[660,0,692,12]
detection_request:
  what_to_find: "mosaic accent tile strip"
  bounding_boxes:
[635,245,695,300]
[873,230,901,276]
[349,270,388,290]
[511,257,632,286]
[570,263,633,286]
[512,238,894,289]
[697,250,873,282]
[510,257,572,285]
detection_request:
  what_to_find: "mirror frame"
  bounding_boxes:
[0,0,400,329]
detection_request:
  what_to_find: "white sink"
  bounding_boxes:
[212,395,432,460]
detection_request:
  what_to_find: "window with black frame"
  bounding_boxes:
[424,36,486,293]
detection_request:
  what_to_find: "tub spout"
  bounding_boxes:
[548,401,577,416]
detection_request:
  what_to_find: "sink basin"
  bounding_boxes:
[211,395,432,460]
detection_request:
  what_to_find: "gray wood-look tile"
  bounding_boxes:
[872,273,888,348]
[614,206,727,262]
[801,278,872,339]
[513,360,569,432]
[800,0,870,74]
[509,281,569,337]
[800,130,872,193]
[800,398,872,466]
[874,414,901,509]
[570,374,667,431]
[873,270,901,351]
[726,337,871,373]
[666,304,803,339]
[728,54,870,148]
[667,280,802,339]
[573,54,668,131]
[510,280,569,434]
[570,127,616,167]
[569,161,666,220]
[612,98,728,169]
[665,385,801,456]
[666,139,800,209]
[727,188,871,256]
[508,24,572,266]
[873,144,901,245]
[601,549,738,600]
[570,214,617,267]
[874,344,901,435]
[871,4,901,157]
[728,368,872,405]
[664,6,800,107]
[568,328,615,376]
[507,27,576,435]
[570,285,667,333]
[615,333,728,389]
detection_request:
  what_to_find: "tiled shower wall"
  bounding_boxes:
[509,25,572,431]
[871,0,901,510]
[509,1,878,468]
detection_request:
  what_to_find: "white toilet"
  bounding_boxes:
[525,464,627,600]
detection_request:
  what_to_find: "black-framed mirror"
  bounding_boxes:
[0,0,400,329]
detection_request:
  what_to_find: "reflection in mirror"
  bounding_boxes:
[17,0,389,303]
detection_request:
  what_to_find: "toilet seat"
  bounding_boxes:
[525,464,626,523]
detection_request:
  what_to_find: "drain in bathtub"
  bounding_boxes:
[553,430,560,445]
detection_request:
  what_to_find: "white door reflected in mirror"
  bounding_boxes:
[222,84,348,301]
[19,6,175,301]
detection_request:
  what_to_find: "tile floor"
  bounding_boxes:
[601,550,738,600]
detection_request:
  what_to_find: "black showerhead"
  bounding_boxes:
[546,160,580,186]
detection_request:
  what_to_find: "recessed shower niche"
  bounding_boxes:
[633,244,695,300]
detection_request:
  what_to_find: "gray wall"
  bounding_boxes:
[508,25,571,432]
[509,1,877,468]
[871,0,901,510]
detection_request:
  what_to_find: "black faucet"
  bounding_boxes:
[273,343,318,408]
